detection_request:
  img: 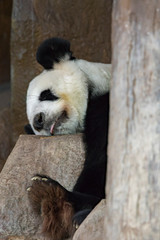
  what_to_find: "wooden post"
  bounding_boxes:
[104,0,160,239]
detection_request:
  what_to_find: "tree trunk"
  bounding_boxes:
[104,0,160,239]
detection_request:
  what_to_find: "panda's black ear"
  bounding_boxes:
[36,37,75,69]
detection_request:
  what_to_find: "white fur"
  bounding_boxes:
[26,60,111,136]
[76,60,111,96]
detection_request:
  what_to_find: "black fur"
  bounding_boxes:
[71,92,109,224]
[73,93,109,198]
[39,89,59,101]
[36,37,75,69]
[24,124,35,134]
[26,38,109,237]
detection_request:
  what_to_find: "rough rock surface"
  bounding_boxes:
[0,134,84,240]
[0,108,12,172]
[73,200,106,240]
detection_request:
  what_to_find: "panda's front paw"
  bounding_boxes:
[27,174,57,214]
[27,174,74,240]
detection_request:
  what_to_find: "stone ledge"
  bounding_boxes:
[0,134,84,239]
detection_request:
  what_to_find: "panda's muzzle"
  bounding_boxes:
[33,112,45,131]
[33,110,68,133]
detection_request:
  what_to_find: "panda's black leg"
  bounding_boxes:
[72,209,92,228]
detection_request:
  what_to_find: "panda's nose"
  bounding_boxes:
[33,112,45,130]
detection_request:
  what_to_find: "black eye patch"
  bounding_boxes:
[39,89,59,101]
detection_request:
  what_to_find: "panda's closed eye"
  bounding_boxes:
[39,89,59,101]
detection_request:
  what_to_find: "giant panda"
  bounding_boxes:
[26,37,111,240]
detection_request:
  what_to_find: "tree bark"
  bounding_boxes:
[104,0,160,239]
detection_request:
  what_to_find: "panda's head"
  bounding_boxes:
[26,37,111,136]
[26,38,89,136]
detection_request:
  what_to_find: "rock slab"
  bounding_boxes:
[0,134,84,239]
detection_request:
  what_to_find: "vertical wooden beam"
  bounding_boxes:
[104,0,160,239]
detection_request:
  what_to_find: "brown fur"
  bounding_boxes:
[28,177,74,240]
